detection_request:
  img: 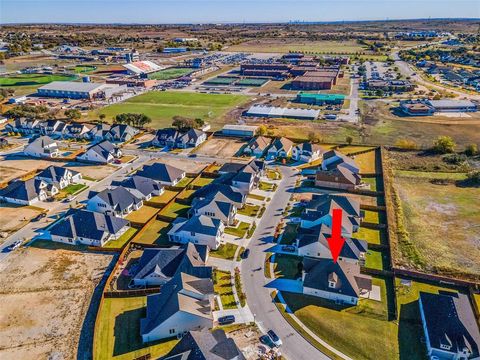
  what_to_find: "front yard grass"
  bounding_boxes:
[56,183,87,199]
[132,220,171,246]
[266,169,282,180]
[259,181,276,191]
[210,242,238,261]
[237,204,260,217]
[93,296,178,360]
[273,254,302,280]
[247,193,266,201]
[213,270,237,309]
[225,221,250,238]
[103,228,138,249]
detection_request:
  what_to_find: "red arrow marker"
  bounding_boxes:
[327,208,346,263]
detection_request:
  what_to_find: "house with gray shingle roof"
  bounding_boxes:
[152,128,207,149]
[321,150,360,174]
[87,123,112,142]
[161,328,245,360]
[266,137,294,160]
[190,196,237,226]
[132,243,211,287]
[24,136,60,158]
[0,178,56,205]
[87,186,143,217]
[106,124,139,143]
[136,162,186,186]
[77,140,122,164]
[49,208,130,247]
[141,271,215,343]
[292,142,326,163]
[168,215,224,250]
[243,136,271,158]
[35,165,82,190]
[302,257,372,305]
[112,175,164,201]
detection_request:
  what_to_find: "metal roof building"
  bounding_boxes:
[246,104,320,120]
[426,99,477,112]
[296,92,345,105]
[222,124,259,137]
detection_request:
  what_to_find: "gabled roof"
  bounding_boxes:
[420,292,480,357]
[316,165,362,186]
[195,183,244,205]
[26,136,58,151]
[92,186,142,212]
[246,136,271,152]
[136,163,185,183]
[322,150,359,171]
[306,194,361,218]
[268,137,294,153]
[171,215,222,237]
[114,175,163,197]
[36,165,79,182]
[161,328,245,360]
[83,140,118,161]
[109,124,138,139]
[191,197,234,218]
[295,142,325,153]
[303,258,372,297]
[49,209,128,241]
[0,178,48,201]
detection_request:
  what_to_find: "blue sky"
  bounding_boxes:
[1,0,479,24]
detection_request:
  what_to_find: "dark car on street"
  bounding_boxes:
[218,315,235,325]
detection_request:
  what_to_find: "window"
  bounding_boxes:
[328,281,336,288]
[190,231,195,237]
[169,329,175,334]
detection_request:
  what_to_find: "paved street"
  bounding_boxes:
[241,166,331,360]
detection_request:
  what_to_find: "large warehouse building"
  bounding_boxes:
[246,104,320,120]
[122,60,165,75]
[37,81,126,99]
[290,76,335,90]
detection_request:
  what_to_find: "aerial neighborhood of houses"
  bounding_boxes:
[1,18,480,360]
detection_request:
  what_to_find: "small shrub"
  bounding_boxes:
[395,138,417,150]
[432,136,456,154]
[442,153,466,165]
[465,144,478,156]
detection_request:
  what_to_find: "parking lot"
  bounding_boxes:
[194,137,247,158]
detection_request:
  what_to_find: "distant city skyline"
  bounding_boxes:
[1,0,479,24]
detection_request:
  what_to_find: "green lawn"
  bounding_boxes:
[90,91,250,130]
[0,73,77,86]
[210,242,238,261]
[280,223,298,245]
[175,177,193,188]
[148,68,192,80]
[362,177,378,191]
[72,65,97,73]
[125,206,159,224]
[225,221,250,238]
[147,190,178,205]
[362,210,380,224]
[273,254,302,279]
[160,202,190,219]
[365,249,388,271]
[133,220,171,246]
[259,181,276,191]
[103,228,138,249]
[214,270,237,309]
[354,227,386,246]
[190,177,214,187]
[93,297,178,360]
[63,183,87,195]
[237,204,260,217]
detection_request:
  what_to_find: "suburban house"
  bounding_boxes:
[106,124,139,143]
[140,271,215,342]
[24,136,60,158]
[113,175,164,201]
[300,194,361,235]
[87,186,143,217]
[65,123,94,139]
[0,137,8,148]
[160,329,245,360]
[77,140,122,164]
[419,292,480,360]
[195,184,246,209]
[219,159,265,186]
[315,166,363,191]
[302,257,372,305]
[136,163,186,186]
[266,137,294,160]
[190,196,237,226]
[168,215,224,250]
[292,142,325,163]
[6,118,42,134]
[321,150,360,174]
[39,119,67,137]
[49,209,130,247]
[0,178,56,205]
[35,165,82,190]
[243,136,272,158]
[297,223,368,265]
[87,123,112,142]
[152,128,207,149]
[131,243,211,287]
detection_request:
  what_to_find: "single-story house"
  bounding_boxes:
[243,136,271,158]
[302,257,372,305]
[266,137,294,160]
[136,163,186,186]
[168,215,224,250]
[77,140,122,164]
[35,165,82,190]
[87,186,143,217]
[141,271,214,343]
[24,136,60,158]
[49,209,130,247]
[419,291,480,360]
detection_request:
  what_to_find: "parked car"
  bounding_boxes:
[241,249,250,259]
[218,315,235,325]
[281,245,296,253]
[32,212,47,222]
[260,335,276,348]
[7,240,22,252]
[267,330,283,347]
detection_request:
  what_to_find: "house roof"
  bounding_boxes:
[136,163,185,183]
[109,124,138,139]
[114,175,163,198]
[83,140,118,162]
[170,215,222,237]
[315,165,362,186]
[0,178,47,201]
[303,258,372,298]
[92,186,142,212]
[161,328,245,360]
[295,142,325,153]
[195,183,244,205]
[269,137,294,153]
[49,209,128,241]
[322,150,359,171]
[25,136,58,152]
[141,271,214,335]
[246,136,271,152]
[191,197,234,218]
[39,81,104,93]
[36,165,79,182]
[420,292,480,357]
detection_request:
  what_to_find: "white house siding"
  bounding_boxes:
[169,230,221,250]
[303,286,358,305]
[78,150,112,164]
[142,312,212,343]
[0,196,37,206]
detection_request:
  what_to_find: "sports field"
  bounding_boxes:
[148,68,192,80]
[229,40,369,54]
[91,91,250,129]
[0,73,77,87]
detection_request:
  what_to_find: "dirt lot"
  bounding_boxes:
[65,162,118,181]
[0,155,67,183]
[0,244,114,360]
[121,133,156,150]
[194,137,247,158]
[144,157,210,174]
[0,204,43,240]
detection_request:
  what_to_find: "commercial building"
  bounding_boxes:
[400,101,435,116]
[426,99,477,112]
[296,92,345,105]
[37,81,125,100]
[222,124,259,137]
[291,76,334,90]
[246,104,320,120]
[122,60,164,75]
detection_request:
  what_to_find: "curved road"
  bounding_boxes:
[241,166,330,360]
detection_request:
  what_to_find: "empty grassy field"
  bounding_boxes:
[393,172,480,279]
[93,297,178,360]
[228,40,368,54]
[90,91,250,130]
[148,68,192,80]
[0,73,77,86]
